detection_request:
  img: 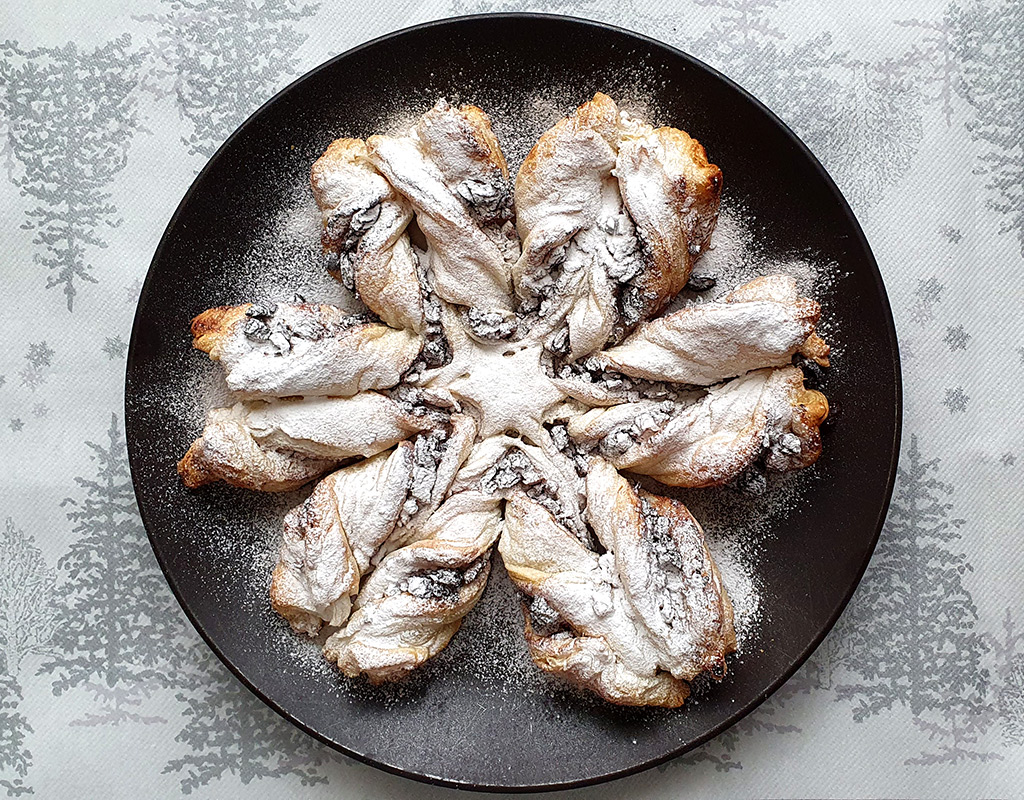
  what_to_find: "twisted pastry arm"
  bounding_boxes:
[311,138,425,331]
[367,100,518,313]
[598,275,829,385]
[324,491,502,682]
[178,393,434,491]
[567,366,828,487]
[500,459,735,706]
[269,413,479,636]
[190,301,421,397]
[270,444,414,634]
[513,92,722,358]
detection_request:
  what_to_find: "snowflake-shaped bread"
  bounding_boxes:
[178,93,830,708]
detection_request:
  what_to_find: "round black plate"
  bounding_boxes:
[126,14,901,793]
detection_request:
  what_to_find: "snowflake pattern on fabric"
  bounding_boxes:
[101,337,127,360]
[0,0,1022,795]
[23,343,53,369]
[943,325,971,351]
[942,386,970,413]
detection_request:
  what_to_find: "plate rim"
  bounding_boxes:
[125,11,904,793]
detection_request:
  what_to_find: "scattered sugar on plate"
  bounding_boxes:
[148,82,839,698]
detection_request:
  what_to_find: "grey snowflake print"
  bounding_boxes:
[943,325,971,351]
[1017,346,1024,365]
[124,279,143,304]
[1001,453,1016,467]
[910,276,945,325]
[31,404,48,419]
[24,342,53,369]
[17,367,45,391]
[916,276,945,304]
[8,419,23,432]
[943,386,970,413]
[939,224,963,242]
[0,375,5,388]
[102,336,127,360]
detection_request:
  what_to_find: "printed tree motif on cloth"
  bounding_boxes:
[136,0,316,159]
[983,610,1024,746]
[683,0,925,211]
[447,0,603,13]
[37,415,188,726]
[0,672,31,798]
[673,676,806,771]
[0,519,56,677]
[165,646,341,793]
[0,37,142,311]
[816,57,924,210]
[833,435,1001,765]
[896,12,964,127]
[950,0,1024,256]
[787,621,858,695]
[0,519,55,798]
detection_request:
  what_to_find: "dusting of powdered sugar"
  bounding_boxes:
[150,80,842,703]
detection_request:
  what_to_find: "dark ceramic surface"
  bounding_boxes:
[126,14,901,792]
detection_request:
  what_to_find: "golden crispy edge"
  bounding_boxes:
[515,92,619,197]
[521,607,690,708]
[176,438,217,489]
[190,305,250,357]
[455,103,510,179]
[176,434,326,493]
[631,126,723,315]
[790,387,829,469]
[310,137,369,210]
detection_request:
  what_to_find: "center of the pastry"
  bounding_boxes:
[433,337,569,442]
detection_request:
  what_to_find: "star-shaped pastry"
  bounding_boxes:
[178,94,829,706]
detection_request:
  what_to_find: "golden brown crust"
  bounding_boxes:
[521,611,691,708]
[190,304,250,358]
[800,332,831,366]
[310,137,370,212]
[782,387,829,471]
[621,126,723,320]
[176,440,215,489]
[446,103,509,179]
[176,432,331,492]
[516,92,619,197]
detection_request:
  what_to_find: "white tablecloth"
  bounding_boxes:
[1,1,1021,797]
